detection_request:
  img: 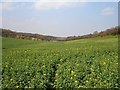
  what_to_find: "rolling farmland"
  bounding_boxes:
[2,36,118,89]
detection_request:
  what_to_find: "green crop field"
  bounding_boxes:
[2,36,118,89]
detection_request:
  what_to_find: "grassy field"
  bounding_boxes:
[2,36,118,89]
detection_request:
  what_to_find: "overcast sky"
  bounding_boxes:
[0,0,118,37]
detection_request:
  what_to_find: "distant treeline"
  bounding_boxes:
[0,26,119,41]
[65,26,120,41]
[0,29,59,41]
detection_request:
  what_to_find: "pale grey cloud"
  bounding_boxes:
[1,0,119,2]
[101,7,114,16]
[0,0,15,11]
[33,0,87,10]
[0,1,29,11]
[1,0,38,2]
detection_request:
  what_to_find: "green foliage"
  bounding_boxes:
[2,36,118,89]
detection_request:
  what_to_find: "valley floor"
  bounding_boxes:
[2,36,118,89]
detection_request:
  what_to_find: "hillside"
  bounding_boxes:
[66,26,119,41]
[0,29,60,41]
[0,26,119,41]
